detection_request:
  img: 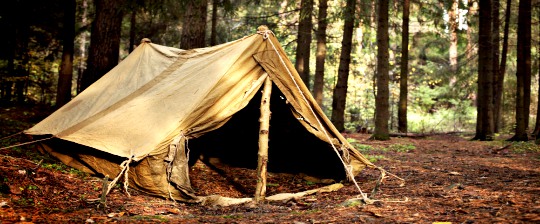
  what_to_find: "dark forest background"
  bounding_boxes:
[0,0,539,141]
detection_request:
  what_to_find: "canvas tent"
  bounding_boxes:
[25,27,375,204]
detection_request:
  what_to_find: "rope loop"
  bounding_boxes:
[257,29,274,40]
[106,155,134,197]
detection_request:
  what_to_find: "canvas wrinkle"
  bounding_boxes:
[54,57,190,158]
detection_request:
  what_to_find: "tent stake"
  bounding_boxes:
[255,76,272,203]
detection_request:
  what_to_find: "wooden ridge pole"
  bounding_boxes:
[255,76,272,203]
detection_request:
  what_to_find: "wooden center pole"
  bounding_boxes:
[255,76,272,203]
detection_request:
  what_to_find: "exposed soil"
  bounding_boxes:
[1,105,539,223]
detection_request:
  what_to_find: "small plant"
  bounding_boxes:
[365,155,385,163]
[386,143,416,153]
[510,141,540,153]
[42,163,68,171]
[347,138,375,153]
[27,185,38,190]
[305,181,315,186]
[266,183,279,187]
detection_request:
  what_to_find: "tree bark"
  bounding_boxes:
[76,0,88,94]
[448,0,459,75]
[371,0,390,140]
[533,11,540,138]
[534,59,540,137]
[295,0,313,87]
[56,0,76,108]
[80,0,126,91]
[331,0,356,132]
[466,1,478,60]
[496,0,512,132]
[210,0,218,46]
[509,0,531,141]
[491,0,501,132]
[255,77,272,203]
[398,0,410,133]
[474,0,494,141]
[181,0,208,49]
[313,0,328,106]
[129,9,136,53]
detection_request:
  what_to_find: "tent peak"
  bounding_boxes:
[140,38,151,44]
[257,25,269,32]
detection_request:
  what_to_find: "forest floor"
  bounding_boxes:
[1,104,540,223]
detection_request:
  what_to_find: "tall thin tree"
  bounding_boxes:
[491,0,501,132]
[80,0,126,91]
[295,0,313,87]
[372,0,390,140]
[313,0,328,106]
[509,0,532,141]
[210,0,218,46]
[448,0,459,75]
[496,0,512,132]
[473,0,494,141]
[181,0,208,49]
[56,0,76,107]
[331,0,356,132]
[398,0,410,133]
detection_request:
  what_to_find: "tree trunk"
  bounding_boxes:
[76,0,88,94]
[295,0,313,87]
[398,0,410,133]
[509,0,531,141]
[56,0,76,108]
[129,9,136,53]
[491,0,501,132]
[210,0,218,46]
[533,11,540,138]
[496,0,512,132]
[474,0,494,141]
[181,0,208,49]
[331,0,356,132]
[313,0,328,106]
[466,0,478,60]
[254,77,272,203]
[448,0,459,75]
[80,0,126,91]
[534,59,540,137]
[371,0,390,140]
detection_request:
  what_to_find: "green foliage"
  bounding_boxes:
[365,155,385,163]
[385,143,416,153]
[509,142,540,153]
[347,138,385,162]
[3,0,539,137]
[305,181,316,186]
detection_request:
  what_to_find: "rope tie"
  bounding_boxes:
[0,136,54,150]
[257,30,369,201]
[256,29,273,40]
[106,155,134,197]
[0,131,23,141]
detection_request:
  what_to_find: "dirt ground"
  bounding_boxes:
[1,105,539,223]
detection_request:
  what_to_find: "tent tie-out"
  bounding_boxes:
[256,28,370,201]
[0,136,54,150]
[106,155,134,197]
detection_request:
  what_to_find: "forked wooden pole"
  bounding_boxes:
[255,76,272,203]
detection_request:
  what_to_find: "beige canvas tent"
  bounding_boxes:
[25,27,374,204]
